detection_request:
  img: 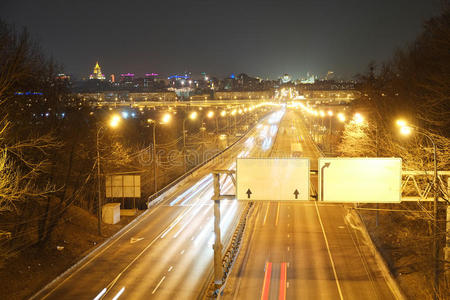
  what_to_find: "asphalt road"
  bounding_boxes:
[33,110,285,300]
[222,110,397,300]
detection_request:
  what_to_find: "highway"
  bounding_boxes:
[33,110,285,300]
[222,110,397,300]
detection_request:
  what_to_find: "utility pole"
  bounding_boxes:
[152,122,157,193]
[96,126,102,236]
[212,172,223,289]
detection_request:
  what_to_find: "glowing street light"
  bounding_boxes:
[327,110,333,116]
[319,110,325,117]
[353,113,364,124]
[207,110,214,118]
[161,113,172,124]
[220,110,227,117]
[337,113,346,122]
[189,111,198,120]
[109,114,121,128]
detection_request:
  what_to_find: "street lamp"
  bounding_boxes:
[327,110,333,153]
[396,119,439,296]
[96,114,121,236]
[148,113,171,194]
[353,113,364,124]
[182,111,198,172]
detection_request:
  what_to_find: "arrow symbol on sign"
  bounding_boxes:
[293,189,299,199]
[246,189,252,199]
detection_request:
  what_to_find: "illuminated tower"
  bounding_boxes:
[89,61,106,80]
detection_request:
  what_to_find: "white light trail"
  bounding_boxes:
[111,287,125,300]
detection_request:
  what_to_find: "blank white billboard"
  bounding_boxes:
[236,158,310,201]
[106,175,141,198]
[318,158,402,203]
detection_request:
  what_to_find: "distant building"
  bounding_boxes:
[144,73,159,87]
[120,73,135,85]
[300,72,316,84]
[280,74,292,84]
[325,71,335,81]
[89,61,106,80]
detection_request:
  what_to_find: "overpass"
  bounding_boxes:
[78,90,359,108]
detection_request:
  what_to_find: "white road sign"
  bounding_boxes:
[237,158,310,201]
[318,158,402,203]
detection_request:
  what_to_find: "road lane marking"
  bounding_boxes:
[130,237,144,244]
[93,288,106,300]
[314,202,344,300]
[279,262,287,300]
[152,276,166,294]
[180,249,185,255]
[261,262,272,300]
[112,287,125,300]
[287,246,290,251]
[263,203,270,225]
[275,203,280,226]
[168,266,173,272]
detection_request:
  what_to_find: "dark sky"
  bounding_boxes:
[0,0,441,80]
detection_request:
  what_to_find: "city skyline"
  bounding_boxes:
[0,0,440,80]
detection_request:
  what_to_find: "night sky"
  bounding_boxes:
[0,0,441,80]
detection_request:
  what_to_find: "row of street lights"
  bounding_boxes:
[96,106,263,234]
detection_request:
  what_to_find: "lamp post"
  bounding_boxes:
[397,120,439,298]
[182,111,198,172]
[148,113,171,194]
[327,110,333,153]
[96,114,121,236]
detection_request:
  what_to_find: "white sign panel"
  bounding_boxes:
[106,175,141,198]
[318,158,402,203]
[237,158,310,201]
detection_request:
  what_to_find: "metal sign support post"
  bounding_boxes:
[211,170,236,290]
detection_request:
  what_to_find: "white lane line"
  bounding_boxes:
[168,266,173,272]
[93,288,106,300]
[314,202,344,300]
[275,203,280,226]
[180,249,185,255]
[287,246,290,251]
[152,276,166,294]
[112,287,125,300]
[263,202,270,225]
